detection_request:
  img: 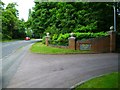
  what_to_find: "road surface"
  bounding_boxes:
[6,52,118,88]
[1,39,40,88]
[1,39,118,89]
[2,40,40,58]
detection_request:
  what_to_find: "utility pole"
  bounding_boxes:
[113,2,117,32]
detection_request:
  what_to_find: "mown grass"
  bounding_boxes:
[30,42,91,54]
[75,72,119,89]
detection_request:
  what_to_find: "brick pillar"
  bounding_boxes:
[68,37,76,50]
[45,36,49,46]
[108,31,116,52]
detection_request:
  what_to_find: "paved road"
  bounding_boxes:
[2,39,40,59]
[6,51,118,88]
[2,39,40,88]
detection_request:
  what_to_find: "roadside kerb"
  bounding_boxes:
[70,72,116,89]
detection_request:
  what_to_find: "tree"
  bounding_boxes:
[2,2,26,40]
[27,2,114,38]
[0,1,5,39]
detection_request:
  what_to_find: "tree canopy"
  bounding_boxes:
[28,2,115,38]
[1,1,26,40]
[1,1,119,40]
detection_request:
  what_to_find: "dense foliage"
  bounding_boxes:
[27,2,117,45]
[42,32,108,46]
[1,1,29,40]
[29,2,114,38]
[1,1,120,42]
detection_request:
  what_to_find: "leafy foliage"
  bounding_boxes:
[1,1,26,40]
[1,1,116,42]
[43,32,108,45]
[29,2,114,45]
[29,2,113,38]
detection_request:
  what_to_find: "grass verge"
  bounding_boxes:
[2,39,20,42]
[74,72,119,89]
[30,42,91,54]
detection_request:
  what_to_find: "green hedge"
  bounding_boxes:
[74,32,108,40]
[42,32,108,46]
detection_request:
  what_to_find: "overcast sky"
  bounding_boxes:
[2,0,35,21]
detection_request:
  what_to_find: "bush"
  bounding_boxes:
[2,34,12,40]
[50,33,70,46]
[57,33,70,41]
[52,34,58,41]
[75,32,108,40]
[43,32,108,46]
[42,36,46,44]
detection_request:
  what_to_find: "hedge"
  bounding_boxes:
[42,32,108,46]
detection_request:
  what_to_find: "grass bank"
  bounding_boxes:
[74,72,119,89]
[2,39,22,42]
[30,42,91,54]
[2,40,15,42]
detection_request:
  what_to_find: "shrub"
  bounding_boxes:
[56,33,70,46]
[43,32,108,46]
[75,32,108,40]
[52,34,58,40]
[2,34,12,40]
[42,36,46,44]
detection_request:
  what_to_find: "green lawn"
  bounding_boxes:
[74,72,119,89]
[30,42,91,54]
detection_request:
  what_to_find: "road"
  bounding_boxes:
[1,39,118,89]
[2,40,40,58]
[6,52,118,88]
[1,39,40,88]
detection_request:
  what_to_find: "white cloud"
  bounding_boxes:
[2,0,35,21]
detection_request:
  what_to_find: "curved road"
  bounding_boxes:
[3,43,118,88]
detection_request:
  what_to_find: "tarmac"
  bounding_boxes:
[6,47,118,88]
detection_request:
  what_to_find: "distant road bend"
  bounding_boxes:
[2,39,40,59]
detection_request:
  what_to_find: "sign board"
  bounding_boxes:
[80,44,91,50]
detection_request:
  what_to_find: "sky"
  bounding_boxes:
[2,0,35,21]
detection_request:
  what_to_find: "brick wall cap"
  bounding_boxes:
[77,38,93,42]
[107,31,117,34]
[68,37,76,39]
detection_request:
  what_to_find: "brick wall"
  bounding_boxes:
[45,31,116,53]
[92,36,110,53]
[76,36,110,53]
[75,31,116,53]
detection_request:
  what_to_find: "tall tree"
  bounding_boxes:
[0,1,5,39]
[2,2,26,39]
[28,2,114,38]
